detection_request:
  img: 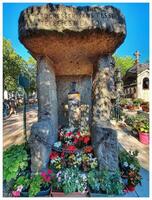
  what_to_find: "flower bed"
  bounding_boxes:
[3,128,142,197]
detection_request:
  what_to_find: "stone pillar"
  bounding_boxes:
[68,93,81,129]
[91,55,119,172]
[80,104,90,131]
[29,56,58,173]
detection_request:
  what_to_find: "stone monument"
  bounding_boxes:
[18,3,126,173]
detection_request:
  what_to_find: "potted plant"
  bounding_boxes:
[119,150,142,191]
[133,98,143,109]
[50,168,88,197]
[12,170,52,197]
[141,102,149,112]
[3,144,29,196]
[87,169,125,197]
[138,122,149,144]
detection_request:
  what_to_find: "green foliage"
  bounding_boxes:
[87,170,100,192]
[133,98,144,106]
[119,150,141,172]
[120,98,132,106]
[138,121,149,133]
[3,38,37,94]
[52,168,87,194]
[125,114,149,133]
[29,174,43,197]
[114,55,135,76]
[87,169,124,195]
[3,144,29,183]
[13,175,30,191]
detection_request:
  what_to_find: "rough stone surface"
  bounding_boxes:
[29,119,53,173]
[29,57,58,173]
[37,57,58,140]
[56,75,92,126]
[91,124,119,172]
[19,4,126,76]
[92,55,119,172]
[68,93,81,129]
[80,104,90,131]
[92,55,115,124]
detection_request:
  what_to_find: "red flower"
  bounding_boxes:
[79,136,84,141]
[61,152,65,159]
[65,132,73,137]
[50,151,59,160]
[83,136,90,144]
[66,145,77,152]
[73,138,79,144]
[48,169,53,175]
[41,171,51,182]
[77,132,81,137]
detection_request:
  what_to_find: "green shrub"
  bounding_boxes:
[3,144,29,183]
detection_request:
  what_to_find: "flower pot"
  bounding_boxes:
[139,132,149,144]
[127,185,135,192]
[21,187,51,197]
[51,190,88,197]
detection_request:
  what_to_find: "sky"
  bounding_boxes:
[3,2,149,63]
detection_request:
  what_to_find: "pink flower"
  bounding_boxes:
[48,169,53,175]
[44,176,51,182]
[17,185,23,192]
[41,171,46,177]
[12,191,20,197]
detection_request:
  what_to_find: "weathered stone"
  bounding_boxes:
[91,124,119,172]
[18,4,126,76]
[92,55,119,172]
[68,93,81,129]
[29,119,54,173]
[57,76,91,126]
[37,57,58,140]
[80,104,90,131]
[29,56,58,173]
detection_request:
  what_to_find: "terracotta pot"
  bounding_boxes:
[127,185,135,192]
[50,190,88,197]
[139,132,149,144]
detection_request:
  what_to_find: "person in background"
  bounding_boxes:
[9,98,17,116]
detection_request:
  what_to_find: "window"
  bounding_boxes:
[143,77,149,89]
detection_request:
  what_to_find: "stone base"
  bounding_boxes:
[29,118,55,173]
[91,124,119,172]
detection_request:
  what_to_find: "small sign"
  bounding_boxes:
[19,74,30,89]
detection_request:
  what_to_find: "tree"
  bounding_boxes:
[26,57,37,94]
[114,55,135,77]
[3,38,37,95]
[3,38,27,93]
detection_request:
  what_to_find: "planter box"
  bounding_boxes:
[51,191,88,197]
[139,132,149,145]
[21,187,51,197]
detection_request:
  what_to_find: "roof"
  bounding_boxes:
[123,63,149,86]
[126,63,149,75]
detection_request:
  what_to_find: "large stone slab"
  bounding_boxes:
[18,4,126,76]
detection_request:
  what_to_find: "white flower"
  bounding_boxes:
[17,185,23,192]
[130,164,135,170]
[123,162,128,167]
[54,141,62,148]
[56,171,61,177]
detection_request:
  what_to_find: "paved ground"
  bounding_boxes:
[3,105,149,197]
[3,104,38,150]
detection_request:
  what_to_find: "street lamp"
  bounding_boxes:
[18,74,30,143]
